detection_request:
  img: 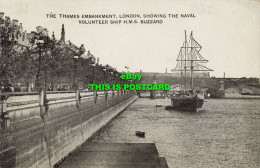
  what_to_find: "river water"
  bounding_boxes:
[90,97,260,168]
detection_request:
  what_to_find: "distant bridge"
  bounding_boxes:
[139,72,260,98]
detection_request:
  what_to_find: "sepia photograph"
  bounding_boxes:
[0,0,259,167]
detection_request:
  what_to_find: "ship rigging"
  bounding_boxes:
[170,30,213,111]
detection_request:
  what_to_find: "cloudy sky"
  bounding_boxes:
[1,0,259,78]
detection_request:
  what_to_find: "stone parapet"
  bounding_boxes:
[0,90,137,168]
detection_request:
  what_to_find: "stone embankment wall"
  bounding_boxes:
[0,90,137,168]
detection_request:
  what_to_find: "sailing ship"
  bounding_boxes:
[170,30,213,111]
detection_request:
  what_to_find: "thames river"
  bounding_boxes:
[90,96,260,168]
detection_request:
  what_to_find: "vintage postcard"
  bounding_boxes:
[0,0,259,168]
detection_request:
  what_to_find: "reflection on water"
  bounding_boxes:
[91,98,260,168]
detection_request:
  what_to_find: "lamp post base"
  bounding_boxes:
[72,83,79,91]
[35,81,44,92]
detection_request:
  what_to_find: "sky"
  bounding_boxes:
[0,0,260,78]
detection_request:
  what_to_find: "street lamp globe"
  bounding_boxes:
[74,55,79,60]
[37,39,44,48]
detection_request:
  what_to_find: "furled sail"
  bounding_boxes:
[172,31,213,72]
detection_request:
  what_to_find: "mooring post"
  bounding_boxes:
[0,95,16,168]
[39,89,46,121]
[1,97,10,134]
[93,89,98,104]
[112,90,115,98]
[76,89,80,101]
[39,89,45,106]
[75,89,81,110]
[105,90,108,101]
[111,90,115,105]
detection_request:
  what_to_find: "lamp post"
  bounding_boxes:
[110,70,113,85]
[35,39,45,91]
[73,55,79,90]
[89,53,95,84]
[91,63,95,84]
[103,69,106,84]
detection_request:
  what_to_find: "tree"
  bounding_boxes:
[14,46,37,91]
[0,19,117,92]
[0,16,18,86]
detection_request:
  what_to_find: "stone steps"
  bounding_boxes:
[59,143,168,168]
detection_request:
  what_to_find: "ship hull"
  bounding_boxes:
[170,96,204,110]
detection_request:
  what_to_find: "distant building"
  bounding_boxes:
[137,72,210,78]
[12,19,32,47]
[60,24,65,42]
[0,12,66,47]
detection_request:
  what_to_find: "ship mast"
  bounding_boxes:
[179,50,183,90]
[171,31,213,90]
[190,31,194,90]
[184,30,187,90]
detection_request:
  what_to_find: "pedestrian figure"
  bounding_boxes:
[137,90,140,97]
[4,84,12,92]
